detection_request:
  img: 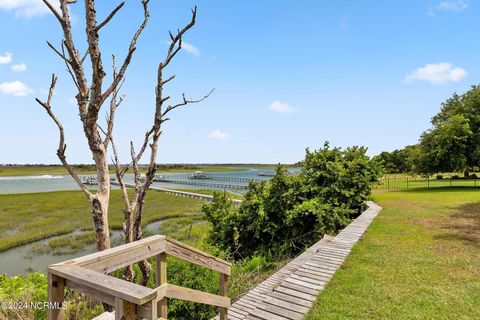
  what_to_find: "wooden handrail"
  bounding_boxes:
[160,284,230,308]
[165,237,232,275]
[48,265,157,305]
[47,235,231,320]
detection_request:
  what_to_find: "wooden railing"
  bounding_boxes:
[47,235,231,320]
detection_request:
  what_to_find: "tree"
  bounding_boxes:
[36,0,211,284]
[414,86,480,175]
[415,114,472,175]
[374,145,417,174]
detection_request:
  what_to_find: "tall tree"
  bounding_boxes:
[414,86,480,175]
[36,0,211,284]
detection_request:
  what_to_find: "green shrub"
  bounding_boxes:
[204,143,382,259]
[0,273,48,320]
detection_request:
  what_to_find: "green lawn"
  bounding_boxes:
[305,188,480,320]
[0,190,204,251]
[378,176,480,190]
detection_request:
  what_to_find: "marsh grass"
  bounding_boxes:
[0,190,203,251]
[0,198,285,320]
[178,189,244,200]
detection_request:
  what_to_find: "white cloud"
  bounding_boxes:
[404,62,467,84]
[182,41,200,57]
[208,129,228,141]
[11,63,26,72]
[0,0,58,18]
[428,1,468,16]
[269,101,294,114]
[0,81,33,96]
[0,52,12,64]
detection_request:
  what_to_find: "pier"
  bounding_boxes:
[188,173,257,183]
[83,176,247,192]
[153,176,249,190]
[110,181,243,204]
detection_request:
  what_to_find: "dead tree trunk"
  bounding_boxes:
[38,0,212,287]
[37,0,150,252]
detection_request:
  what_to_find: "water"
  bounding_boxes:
[0,167,289,275]
[0,219,165,276]
[0,168,277,194]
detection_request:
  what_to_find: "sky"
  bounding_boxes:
[0,0,479,164]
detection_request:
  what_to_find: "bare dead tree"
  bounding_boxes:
[37,0,211,285]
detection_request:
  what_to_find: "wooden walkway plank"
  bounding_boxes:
[211,201,382,320]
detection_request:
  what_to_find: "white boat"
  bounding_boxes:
[189,171,208,179]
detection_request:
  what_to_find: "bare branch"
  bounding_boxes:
[135,127,155,163]
[81,50,89,64]
[161,6,197,70]
[162,75,175,86]
[101,0,150,106]
[162,88,214,117]
[97,2,125,32]
[46,41,70,63]
[42,0,64,24]
[35,75,93,201]
[103,55,125,147]
[61,42,80,91]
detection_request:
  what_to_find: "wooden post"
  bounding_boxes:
[219,273,229,320]
[115,297,135,320]
[47,272,64,320]
[156,252,168,319]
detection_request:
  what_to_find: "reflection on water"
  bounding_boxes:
[0,219,165,276]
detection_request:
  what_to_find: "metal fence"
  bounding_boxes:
[377,176,480,190]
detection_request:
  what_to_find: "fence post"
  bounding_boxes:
[47,272,64,320]
[427,176,430,188]
[156,252,168,319]
[115,298,135,320]
[220,274,229,320]
[406,177,409,189]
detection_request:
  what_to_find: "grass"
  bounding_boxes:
[378,176,480,190]
[178,189,245,200]
[305,188,480,320]
[28,232,96,255]
[0,165,247,176]
[0,189,280,320]
[0,189,204,251]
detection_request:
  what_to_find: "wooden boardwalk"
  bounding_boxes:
[213,201,382,320]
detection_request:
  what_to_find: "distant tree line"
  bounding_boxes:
[376,85,480,176]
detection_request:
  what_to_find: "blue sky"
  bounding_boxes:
[0,0,479,164]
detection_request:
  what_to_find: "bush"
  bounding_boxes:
[204,142,382,260]
[0,273,48,320]
[436,175,443,180]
